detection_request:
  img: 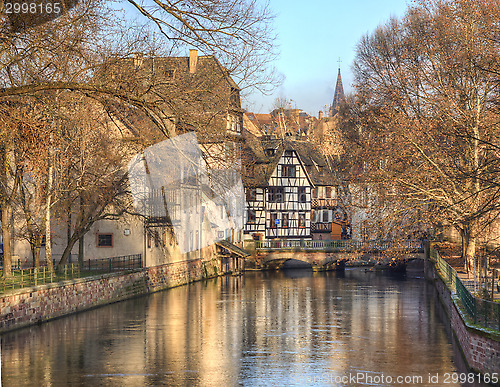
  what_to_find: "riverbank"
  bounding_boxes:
[0,257,225,333]
[424,258,500,376]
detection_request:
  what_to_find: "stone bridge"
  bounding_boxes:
[255,240,426,271]
[258,251,358,271]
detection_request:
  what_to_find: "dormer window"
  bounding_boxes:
[230,87,239,106]
[265,148,276,156]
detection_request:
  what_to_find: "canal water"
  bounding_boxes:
[0,269,480,386]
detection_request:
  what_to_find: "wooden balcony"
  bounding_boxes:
[311,198,338,208]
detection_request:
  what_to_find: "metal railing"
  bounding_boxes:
[0,254,142,294]
[430,248,499,331]
[85,254,142,271]
[256,239,423,252]
[0,264,82,293]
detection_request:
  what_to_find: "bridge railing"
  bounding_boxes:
[430,247,499,332]
[256,239,423,251]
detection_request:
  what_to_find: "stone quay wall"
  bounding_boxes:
[425,259,500,375]
[0,257,224,333]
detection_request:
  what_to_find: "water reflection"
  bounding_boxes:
[1,269,472,386]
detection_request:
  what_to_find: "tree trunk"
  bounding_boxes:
[32,242,40,269]
[67,207,72,264]
[460,228,467,272]
[78,235,84,267]
[27,231,42,269]
[45,133,54,273]
[45,182,54,271]
[45,204,53,272]
[1,202,12,278]
[58,231,81,267]
[465,235,476,279]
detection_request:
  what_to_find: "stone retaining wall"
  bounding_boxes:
[425,260,500,375]
[0,257,226,333]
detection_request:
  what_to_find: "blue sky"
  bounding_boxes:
[118,0,410,117]
[244,0,411,116]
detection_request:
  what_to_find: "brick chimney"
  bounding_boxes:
[189,49,198,73]
[318,111,323,119]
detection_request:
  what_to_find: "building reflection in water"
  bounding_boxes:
[2,269,475,386]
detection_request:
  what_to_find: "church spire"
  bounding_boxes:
[330,67,344,117]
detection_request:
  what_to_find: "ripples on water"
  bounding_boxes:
[0,268,483,386]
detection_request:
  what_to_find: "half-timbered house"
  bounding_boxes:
[242,132,350,241]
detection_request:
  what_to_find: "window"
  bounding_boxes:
[268,187,284,203]
[312,187,318,199]
[298,213,306,228]
[97,233,113,247]
[247,209,256,224]
[323,210,329,223]
[362,188,369,207]
[326,187,332,198]
[361,221,369,241]
[282,165,296,178]
[246,188,256,202]
[282,213,289,228]
[298,187,307,203]
[284,150,293,157]
[230,87,239,107]
[270,212,278,228]
[164,69,174,78]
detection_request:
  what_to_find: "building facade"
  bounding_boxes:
[242,133,350,241]
[10,50,245,268]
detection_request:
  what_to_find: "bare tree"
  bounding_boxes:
[339,0,500,273]
[124,0,280,94]
[0,0,279,273]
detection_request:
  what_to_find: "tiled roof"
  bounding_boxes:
[242,129,340,188]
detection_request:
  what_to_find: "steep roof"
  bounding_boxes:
[330,68,345,117]
[243,110,317,138]
[100,51,242,141]
[241,129,340,188]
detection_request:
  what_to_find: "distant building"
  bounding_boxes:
[329,67,345,117]
[308,67,345,157]
[243,109,318,138]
